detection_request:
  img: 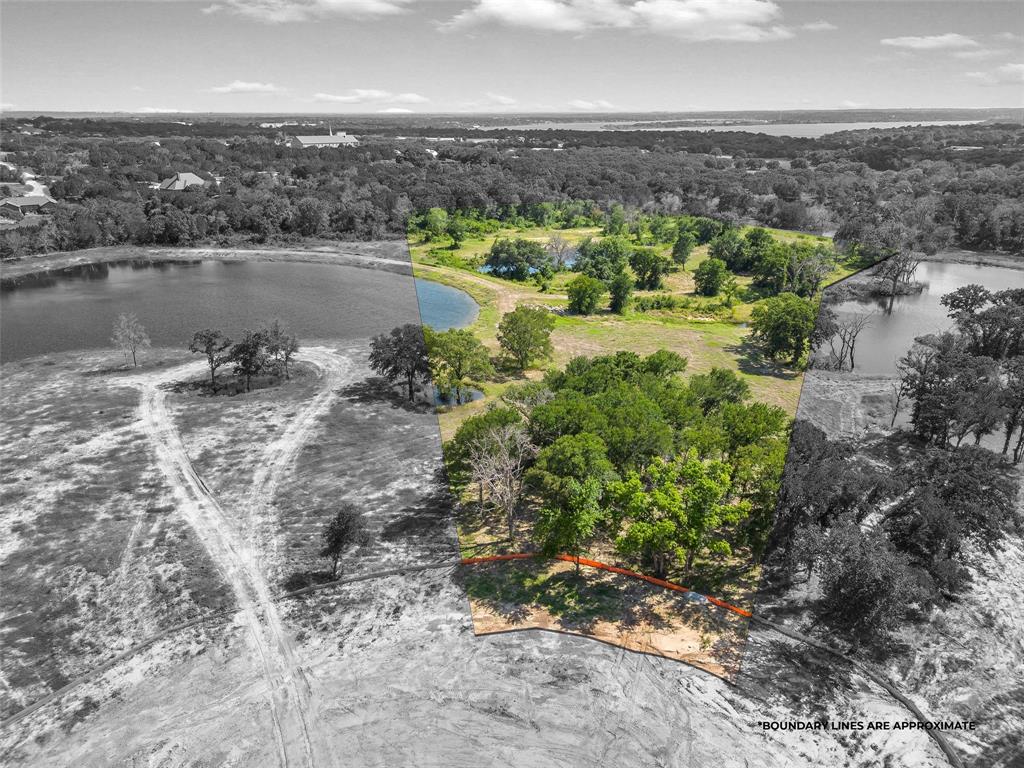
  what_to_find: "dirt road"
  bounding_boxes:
[132,349,352,768]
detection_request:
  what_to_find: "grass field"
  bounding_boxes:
[410,223,843,439]
[409,222,838,663]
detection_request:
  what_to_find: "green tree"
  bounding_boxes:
[693,257,729,296]
[688,368,750,414]
[368,324,431,401]
[486,238,550,281]
[498,306,555,370]
[750,293,817,365]
[612,455,742,577]
[189,328,232,391]
[446,216,467,248]
[604,203,627,235]
[629,247,672,290]
[535,476,604,573]
[320,503,367,579]
[608,270,633,314]
[721,274,740,312]
[422,207,449,242]
[671,231,697,266]
[708,229,749,272]
[425,327,494,404]
[574,236,631,282]
[111,312,151,368]
[528,432,615,501]
[567,274,607,315]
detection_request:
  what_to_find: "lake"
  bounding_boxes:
[825,258,1024,375]
[493,119,980,138]
[0,260,479,362]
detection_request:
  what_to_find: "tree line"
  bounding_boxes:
[2,120,1021,260]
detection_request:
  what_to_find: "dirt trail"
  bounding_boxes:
[414,263,566,316]
[243,347,353,750]
[131,350,351,768]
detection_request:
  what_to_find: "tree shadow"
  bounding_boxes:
[724,338,801,380]
[379,485,457,552]
[337,377,433,413]
[280,569,337,593]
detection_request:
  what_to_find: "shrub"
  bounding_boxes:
[567,274,607,315]
[693,258,729,296]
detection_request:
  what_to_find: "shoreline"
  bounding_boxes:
[0,242,413,283]
[920,248,1024,271]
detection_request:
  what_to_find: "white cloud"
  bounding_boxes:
[801,20,836,32]
[953,48,1010,61]
[880,33,979,51]
[209,80,286,94]
[568,98,614,110]
[839,100,867,109]
[379,107,414,113]
[312,89,429,104]
[138,107,195,114]
[0,103,15,111]
[966,62,1024,85]
[444,0,793,43]
[204,0,411,23]
[483,92,517,106]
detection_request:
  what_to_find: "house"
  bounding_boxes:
[158,172,207,191]
[290,130,359,149]
[0,196,56,216]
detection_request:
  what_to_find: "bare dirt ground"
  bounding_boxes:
[4,566,948,768]
[130,351,353,767]
[1,343,952,768]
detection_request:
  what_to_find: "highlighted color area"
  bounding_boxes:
[461,554,751,679]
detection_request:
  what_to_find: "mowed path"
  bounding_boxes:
[132,348,351,768]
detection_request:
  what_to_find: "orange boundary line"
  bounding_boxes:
[460,552,753,618]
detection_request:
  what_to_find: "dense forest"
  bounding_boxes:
[1,117,1022,259]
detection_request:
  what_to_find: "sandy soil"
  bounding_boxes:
[1,342,955,768]
[468,560,749,680]
[3,566,950,768]
[128,351,354,767]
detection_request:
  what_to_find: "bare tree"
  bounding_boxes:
[500,381,553,418]
[545,234,575,269]
[112,312,151,367]
[874,251,923,312]
[834,313,873,371]
[468,424,536,544]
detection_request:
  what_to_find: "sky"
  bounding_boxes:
[1,0,1021,113]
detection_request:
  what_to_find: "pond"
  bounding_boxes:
[825,258,1024,375]
[0,259,479,362]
